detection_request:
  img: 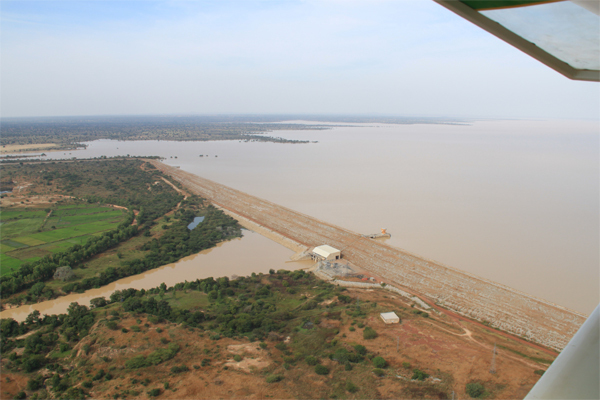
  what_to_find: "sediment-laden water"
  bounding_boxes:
[3,119,598,318]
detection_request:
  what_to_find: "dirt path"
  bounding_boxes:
[147,159,585,352]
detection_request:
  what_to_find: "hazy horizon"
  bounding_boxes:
[2,1,599,120]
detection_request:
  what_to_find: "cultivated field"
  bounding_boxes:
[0,204,127,276]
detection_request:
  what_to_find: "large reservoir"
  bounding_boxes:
[17,119,600,315]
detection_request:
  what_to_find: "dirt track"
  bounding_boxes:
[149,160,585,351]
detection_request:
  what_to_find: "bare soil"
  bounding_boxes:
[1,289,549,400]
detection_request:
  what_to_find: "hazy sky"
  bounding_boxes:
[2,0,599,119]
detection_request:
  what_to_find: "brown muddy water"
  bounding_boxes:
[4,119,598,318]
[1,231,310,321]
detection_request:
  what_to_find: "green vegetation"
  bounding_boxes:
[314,364,329,375]
[345,381,359,393]
[372,356,387,368]
[0,269,455,399]
[466,382,486,398]
[412,369,430,381]
[0,205,127,275]
[1,159,242,306]
[266,374,284,383]
[363,326,378,340]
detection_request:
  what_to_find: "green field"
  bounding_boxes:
[0,204,127,276]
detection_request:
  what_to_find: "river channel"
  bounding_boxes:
[2,119,598,319]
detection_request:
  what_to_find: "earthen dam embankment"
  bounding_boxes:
[149,160,586,351]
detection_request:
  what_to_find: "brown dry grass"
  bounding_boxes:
[46,288,547,400]
[0,143,59,153]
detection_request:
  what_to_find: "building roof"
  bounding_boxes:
[313,245,341,258]
[380,311,399,320]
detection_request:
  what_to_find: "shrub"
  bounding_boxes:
[106,321,118,330]
[353,344,367,355]
[314,364,329,375]
[338,295,351,303]
[170,365,189,374]
[266,374,284,383]
[163,382,169,389]
[125,356,147,369]
[147,388,161,397]
[412,369,429,381]
[160,338,169,344]
[333,348,350,364]
[131,325,141,332]
[259,342,267,349]
[82,381,93,389]
[275,342,287,351]
[14,392,26,400]
[534,369,545,375]
[122,328,129,333]
[373,368,384,377]
[349,326,355,332]
[305,356,318,366]
[466,382,485,398]
[93,369,106,381]
[363,326,378,340]
[345,363,353,371]
[27,375,45,391]
[345,381,359,393]
[402,362,411,369]
[372,356,387,368]
[233,354,242,362]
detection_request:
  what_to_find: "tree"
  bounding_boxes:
[90,297,107,308]
[29,282,46,297]
[25,310,41,325]
[54,266,74,281]
[372,356,387,368]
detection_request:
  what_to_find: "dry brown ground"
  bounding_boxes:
[0,194,75,208]
[1,288,551,400]
[0,143,59,154]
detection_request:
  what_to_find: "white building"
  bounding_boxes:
[380,312,400,324]
[312,245,341,261]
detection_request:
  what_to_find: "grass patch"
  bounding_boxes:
[1,239,30,249]
[0,254,22,276]
[496,344,554,364]
[0,205,126,275]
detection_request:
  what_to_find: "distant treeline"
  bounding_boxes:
[0,115,329,146]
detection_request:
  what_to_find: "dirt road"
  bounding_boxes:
[149,160,585,351]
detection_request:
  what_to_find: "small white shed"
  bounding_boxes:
[380,312,400,324]
[312,245,341,261]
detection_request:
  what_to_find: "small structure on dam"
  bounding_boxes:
[311,245,341,261]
